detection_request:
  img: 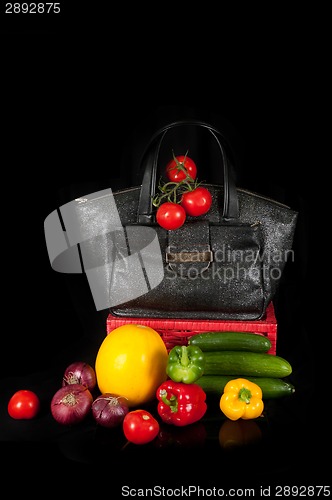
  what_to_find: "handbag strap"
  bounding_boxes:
[137,120,239,223]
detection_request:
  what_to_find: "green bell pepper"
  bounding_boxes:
[166,345,205,384]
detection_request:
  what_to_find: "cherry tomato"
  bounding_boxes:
[166,155,197,182]
[181,186,212,217]
[123,409,160,445]
[8,389,40,420]
[156,202,186,230]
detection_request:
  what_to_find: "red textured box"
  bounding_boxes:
[106,302,277,355]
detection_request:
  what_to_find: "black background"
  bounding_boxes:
[0,6,328,492]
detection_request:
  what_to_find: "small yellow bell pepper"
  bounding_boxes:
[219,378,264,421]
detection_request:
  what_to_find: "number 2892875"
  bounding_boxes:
[5,3,60,14]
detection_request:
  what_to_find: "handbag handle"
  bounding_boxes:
[137,120,239,223]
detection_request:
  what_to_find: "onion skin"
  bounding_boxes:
[51,384,93,425]
[92,394,129,428]
[62,361,97,392]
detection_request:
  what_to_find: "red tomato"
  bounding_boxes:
[181,186,212,217]
[166,155,197,182]
[123,409,160,445]
[156,202,186,230]
[8,390,40,420]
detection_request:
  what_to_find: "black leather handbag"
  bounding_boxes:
[106,120,298,320]
[46,120,298,321]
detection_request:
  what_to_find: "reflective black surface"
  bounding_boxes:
[1,101,326,490]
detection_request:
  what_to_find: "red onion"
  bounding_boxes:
[92,394,129,428]
[62,361,96,391]
[51,384,93,425]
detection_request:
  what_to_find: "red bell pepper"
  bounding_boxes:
[156,380,207,426]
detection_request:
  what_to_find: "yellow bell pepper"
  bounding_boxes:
[219,378,264,421]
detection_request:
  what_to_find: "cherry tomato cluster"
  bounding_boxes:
[153,153,212,230]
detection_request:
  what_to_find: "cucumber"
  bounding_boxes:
[195,375,295,399]
[189,331,272,353]
[203,351,292,378]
